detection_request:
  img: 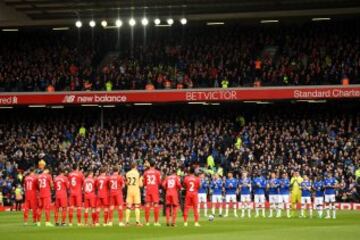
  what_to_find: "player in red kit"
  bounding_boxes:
[23,167,38,226]
[68,164,84,226]
[143,160,162,226]
[37,169,54,227]
[84,171,97,226]
[96,167,110,226]
[54,168,69,226]
[162,168,182,227]
[183,168,201,227]
[108,166,125,227]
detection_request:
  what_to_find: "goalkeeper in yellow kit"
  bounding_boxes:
[125,162,143,226]
[290,171,303,216]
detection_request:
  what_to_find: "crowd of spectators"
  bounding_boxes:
[1,20,360,92]
[0,103,359,207]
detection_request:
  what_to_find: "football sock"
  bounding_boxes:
[118,208,123,222]
[154,205,160,222]
[135,208,140,223]
[68,208,73,223]
[172,206,178,224]
[125,209,131,223]
[77,208,82,223]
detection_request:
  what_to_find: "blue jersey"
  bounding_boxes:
[268,178,280,195]
[301,180,312,197]
[239,177,251,195]
[313,180,324,197]
[324,177,337,195]
[199,179,209,194]
[210,179,223,195]
[279,178,290,195]
[225,178,238,195]
[252,176,266,195]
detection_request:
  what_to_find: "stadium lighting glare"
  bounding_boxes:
[75,20,82,28]
[134,103,152,106]
[2,28,19,32]
[154,18,161,25]
[260,19,279,24]
[206,22,224,25]
[312,17,331,21]
[155,24,171,27]
[52,27,69,31]
[101,20,108,27]
[115,19,123,27]
[89,20,96,28]
[141,17,149,26]
[129,18,136,26]
[180,18,187,25]
[28,105,46,108]
[167,18,174,25]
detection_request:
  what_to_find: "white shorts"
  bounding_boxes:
[225,194,237,203]
[324,194,336,203]
[212,194,223,203]
[240,194,251,202]
[278,194,289,203]
[301,197,312,204]
[254,194,265,203]
[314,197,324,205]
[269,194,279,204]
[198,193,207,203]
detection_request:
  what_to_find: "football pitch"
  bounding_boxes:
[0,211,359,240]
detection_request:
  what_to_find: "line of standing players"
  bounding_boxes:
[22,161,339,228]
[23,161,203,227]
[198,171,338,219]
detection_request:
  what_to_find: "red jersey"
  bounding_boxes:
[24,174,38,199]
[96,175,109,198]
[68,170,84,196]
[54,175,69,198]
[183,175,200,194]
[37,173,53,198]
[84,177,96,198]
[109,174,124,196]
[143,168,161,193]
[163,174,182,195]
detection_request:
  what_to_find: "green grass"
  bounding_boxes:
[0,211,359,240]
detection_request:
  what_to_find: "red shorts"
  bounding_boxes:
[109,195,123,207]
[145,191,159,203]
[69,195,82,207]
[24,197,37,210]
[55,197,68,208]
[185,193,198,207]
[165,194,179,206]
[97,197,109,207]
[84,197,97,208]
[38,197,51,210]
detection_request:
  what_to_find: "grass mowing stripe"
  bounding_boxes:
[0,211,359,240]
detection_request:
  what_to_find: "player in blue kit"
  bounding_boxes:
[267,172,280,218]
[224,172,238,217]
[313,175,324,218]
[324,172,337,219]
[198,173,209,217]
[239,171,252,218]
[278,172,291,218]
[300,175,313,218]
[210,174,223,216]
[252,172,266,218]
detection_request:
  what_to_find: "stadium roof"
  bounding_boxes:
[1,0,360,27]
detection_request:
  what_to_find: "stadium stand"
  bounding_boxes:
[1,20,360,92]
[0,103,359,207]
